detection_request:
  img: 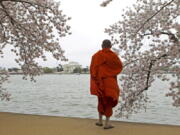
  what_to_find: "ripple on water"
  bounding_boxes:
[1,74,180,126]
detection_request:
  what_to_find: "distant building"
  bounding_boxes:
[8,68,23,74]
[62,61,82,73]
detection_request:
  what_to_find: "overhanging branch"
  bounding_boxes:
[120,54,168,111]
[0,0,49,8]
[141,31,179,43]
[135,0,175,34]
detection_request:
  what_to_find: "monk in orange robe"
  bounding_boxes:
[90,39,123,129]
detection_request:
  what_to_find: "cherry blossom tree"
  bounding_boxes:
[0,0,71,100]
[103,0,180,117]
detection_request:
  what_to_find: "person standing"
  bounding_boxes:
[90,39,123,129]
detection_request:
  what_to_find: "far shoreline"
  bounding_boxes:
[6,72,176,75]
[7,72,90,75]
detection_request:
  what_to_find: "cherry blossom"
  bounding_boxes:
[0,0,71,100]
[104,0,180,117]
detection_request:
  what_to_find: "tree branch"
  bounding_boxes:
[120,54,168,111]
[100,0,113,7]
[0,1,37,35]
[0,21,6,41]
[136,0,175,34]
[160,32,179,42]
[0,0,48,9]
[0,2,16,25]
[141,31,179,43]
[0,15,7,21]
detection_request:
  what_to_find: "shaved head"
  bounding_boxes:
[102,39,112,49]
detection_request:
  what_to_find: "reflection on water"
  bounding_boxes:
[0,74,180,125]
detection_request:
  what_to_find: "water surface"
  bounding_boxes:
[0,74,180,125]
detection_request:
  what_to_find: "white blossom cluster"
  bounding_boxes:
[0,0,71,100]
[105,0,180,117]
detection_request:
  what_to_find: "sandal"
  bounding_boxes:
[95,122,103,126]
[104,125,114,129]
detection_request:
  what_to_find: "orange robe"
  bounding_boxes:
[90,48,123,117]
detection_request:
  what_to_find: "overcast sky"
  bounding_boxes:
[0,0,135,68]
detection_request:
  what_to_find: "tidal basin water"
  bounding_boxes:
[0,74,180,125]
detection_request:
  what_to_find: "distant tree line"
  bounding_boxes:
[4,66,175,74]
[73,66,89,74]
[43,66,89,74]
